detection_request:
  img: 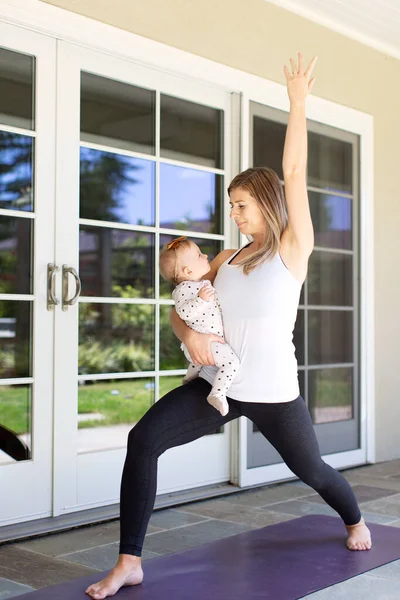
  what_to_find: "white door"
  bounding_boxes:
[0,24,56,526]
[53,41,235,515]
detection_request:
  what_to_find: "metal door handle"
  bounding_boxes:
[62,265,82,311]
[47,263,60,310]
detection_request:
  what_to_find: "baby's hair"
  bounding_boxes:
[159,236,192,284]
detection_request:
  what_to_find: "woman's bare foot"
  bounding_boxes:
[85,555,143,599]
[345,517,372,551]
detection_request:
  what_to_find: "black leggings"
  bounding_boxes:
[119,377,361,556]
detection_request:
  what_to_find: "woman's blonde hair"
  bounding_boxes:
[159,236,192,284]
[228,167,288,275]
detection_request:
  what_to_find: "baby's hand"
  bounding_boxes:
[198,282,215,302]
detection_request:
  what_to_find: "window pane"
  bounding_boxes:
[309,191,352,250]
[81,72,155,154]
[0,216,32,294]
[309,368,353,424]
[308,132,353,193]
[308,310,353,365]
[293,309,304,366]
[0,132,34,212]
[159,305,187,371]
[0,384,31,463]
[0,301,31,378]
[0,48,34,130]
[77,378,154,453]
[80,148,155,226]
[308,251,353,306]
[298,370,305,401]
[159,235,222,298]
[161,94,223,168]
[80,227,154,299]
[252,116,285,179]
[160,163,223,235]
[79,303,155,375]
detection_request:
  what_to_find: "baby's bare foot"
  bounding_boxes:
[85,555,143,599]
[346,517,372,551]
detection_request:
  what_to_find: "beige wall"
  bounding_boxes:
[41,0,400,462]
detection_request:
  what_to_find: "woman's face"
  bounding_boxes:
[229,188,266,236]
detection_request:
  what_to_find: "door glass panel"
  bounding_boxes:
[159,304,187,371]
[161,94,223,168]
[78,377,154,453]
[252,115,285,179]
[0,132,34,212]
[0,47,34,130]
[0,384,31,463]
[159,163,223,235]
[308,310,353,365]
[293,309,304,366]
[79,227,154,299]
[80,148,155,226]
[0,216,33,294]
[159,235,222,298]
[309,191,352,250]
[81,72,155,154]
[308,132,353,193]
[309,367,353,424]
[308,251,353,306]
[0,300,32,378]
[79,303,155,375]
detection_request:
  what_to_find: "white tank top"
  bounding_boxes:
[200,245,302,403]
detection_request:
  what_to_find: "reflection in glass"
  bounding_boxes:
[293,309,304,366]
[308,310,353,365]
[0,216,32,294]
[0,301,31,378]
[0,132,34,211]
[309,191,352,250]
[161,94,223,168]
[160,163,223,235]
[0,48,34,130]
[159,305,188,371]
[79,303,154,375]
[308,252,353,307]
[81,72,155,154]
[298,370,305,401]
[80,227,154,298]
[159,235,222,298]
[253,116,285,179]
[308,132,353,193]
[80,148,155,226]
[77,378,154,453]
[309,368,353,424]
[0,384,31,463]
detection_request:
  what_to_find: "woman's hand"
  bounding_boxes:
[183,328,225,366]
[284,52,317,106]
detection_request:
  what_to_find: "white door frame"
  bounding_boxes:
[0,22,56,526]
[53,40,235,516]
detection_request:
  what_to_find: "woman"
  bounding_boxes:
[86,52,371,600]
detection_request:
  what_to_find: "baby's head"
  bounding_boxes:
[159,236,210,285]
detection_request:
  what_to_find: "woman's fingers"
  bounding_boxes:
[283,64,291,82]
[298,51,304,74]
[289,57,297,74]
[308,77,316,92]
[305,56,318,78]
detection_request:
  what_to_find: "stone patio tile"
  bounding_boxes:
[344,460,400,479]
[302,573,400,599]
[148,508,210,530]
[177,499,295,529]
[360,494,400,518]
[0,545,97,589]
[306,484,399,506]
[143,519,250,555]
[222,482,314,508]
[0,578,35,599]
[369,559,400,581]
[61,542,160,571]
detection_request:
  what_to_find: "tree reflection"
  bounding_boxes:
[0,132,33,210]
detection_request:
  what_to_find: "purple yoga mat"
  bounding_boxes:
[17,515,400,600]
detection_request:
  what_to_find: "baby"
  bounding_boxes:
[159,236,239,417]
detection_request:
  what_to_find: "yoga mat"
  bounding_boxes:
[16,515,400,600]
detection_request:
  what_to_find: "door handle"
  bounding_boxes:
[62,265,82,311]
[47,263,60,311]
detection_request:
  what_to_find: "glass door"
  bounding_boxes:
[53,41,234,515]
[239,101,365,487]
[0,24,56,526]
